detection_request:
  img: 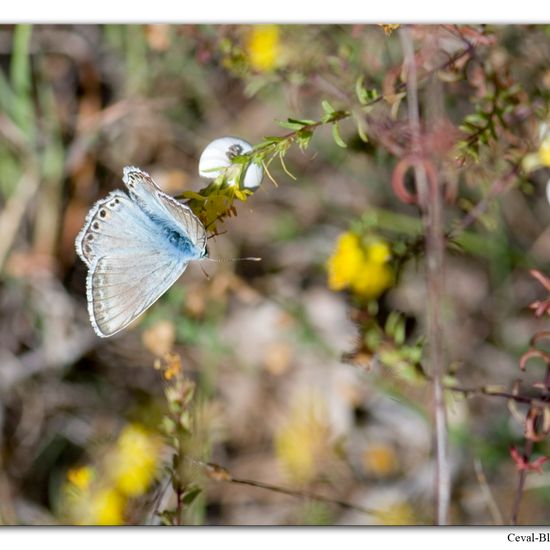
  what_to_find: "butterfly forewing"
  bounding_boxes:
[123,166,207,252]
[75,191,148,267]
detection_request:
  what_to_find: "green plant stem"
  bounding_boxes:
[229,42,476,177]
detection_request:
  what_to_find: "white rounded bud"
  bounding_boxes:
[198,137,263,190]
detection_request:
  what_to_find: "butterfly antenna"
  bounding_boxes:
[206,256,262,263]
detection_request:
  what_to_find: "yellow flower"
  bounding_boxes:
[110,424,161,497]
[378,24,401,36]
[376,502,417,525]
[86,488,126,526]
[275,394,331,485]
[366,241,391,264]
[327,232,393,299]
[361,443,398,477]
[327,233,365,291]
[67,466,94,491]
[524,122,550,172]
[539,137,550,166]
[246,25,280,72]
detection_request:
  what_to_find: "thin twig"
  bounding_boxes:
[473,458,504,525]
[445,384,549,406]
[236,43,476,164]
[400,25,450,525]
[229,477,376,516]
[451,163,520,236]
[511,439,534,525]
[193,459,379,519]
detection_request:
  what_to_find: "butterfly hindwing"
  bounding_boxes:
[87,249,188,337]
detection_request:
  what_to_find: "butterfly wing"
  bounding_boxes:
[87,249,187,338]
[75,191,138,267]
[123,166,207,253]
[76,190,189,337]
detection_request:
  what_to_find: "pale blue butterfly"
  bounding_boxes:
[75,166,208,338]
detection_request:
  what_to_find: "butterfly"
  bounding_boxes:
[75,166,208,338]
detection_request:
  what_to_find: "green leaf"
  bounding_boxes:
[355,76,379,106]
[321,99,335,114]
[296,129,313,150]
[394,319,406,346]
[255,136,286,146]
[357,123,368,143]
[277,119,307,131]
[287,117,316,126]
[182,486,202,506]
[355,76,367,104]
[10,24,34,137]
[181,190,209,201]
[0,70,15,114]
[332,122,347,148]
[353,112,369,143]
[158,510,176,526]
[384,311,401,337]
[161,416,176,436]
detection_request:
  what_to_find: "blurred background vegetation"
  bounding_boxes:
[0,24,549,526]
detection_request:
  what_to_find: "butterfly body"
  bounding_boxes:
[75,167,207,338]
[148,213,205,260]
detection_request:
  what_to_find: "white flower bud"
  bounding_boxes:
[198,137,263,190]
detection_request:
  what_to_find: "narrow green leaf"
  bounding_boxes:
[0,69,15,113]
[10,25,32,95]
[394,319,406,345]
[355,75,367,105]
[10,24,34,137]
[277,119,306,131]
[353,112,369,143]
[332,122,347,148]
[182,486,202,506]
[321,99,335,114]
[256,136,286,145]
[287,117,316,126]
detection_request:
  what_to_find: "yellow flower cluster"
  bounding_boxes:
[246,25,280,72]
[539,136,550,166]
[110,424,162,497]
[361,443,399,477]
[63,424,162,525]
[379,24,401,36]
[376,502,417,525]
[327,232,393,299]
[275,394,331,485]
[522,122,550,172]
